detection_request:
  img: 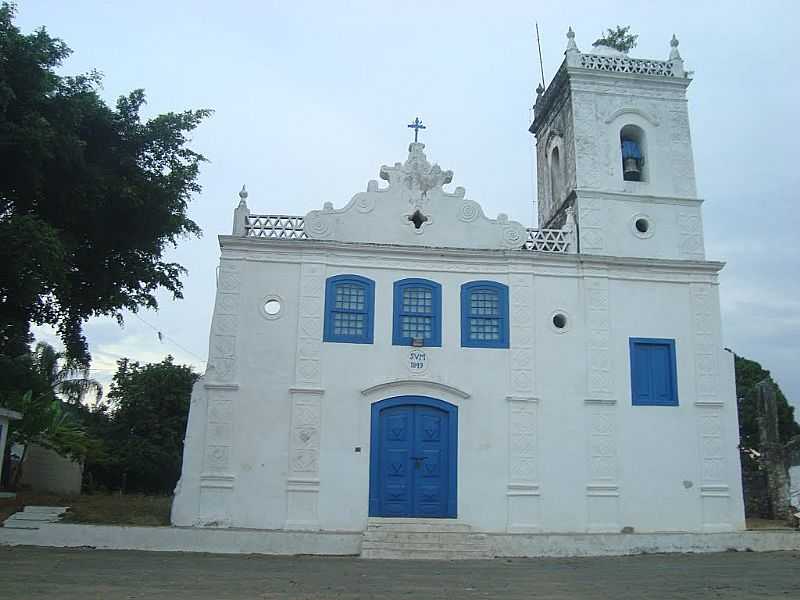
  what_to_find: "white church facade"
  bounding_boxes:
[172,30,746,544]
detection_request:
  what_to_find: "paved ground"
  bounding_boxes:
[2,546,799,599]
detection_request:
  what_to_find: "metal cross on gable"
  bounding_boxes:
[407,117,426,142]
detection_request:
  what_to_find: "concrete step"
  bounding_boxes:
[2,505,69,530]
[365,529,488,539]
[361,518,492,559]
[2,520,41,530]
[362,542,491,554]
[23,506,69,514]
[366,518,471,533]
[5,513,58,522]
[361,547,493,560]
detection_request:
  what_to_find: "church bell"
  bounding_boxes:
[623,157,641,181]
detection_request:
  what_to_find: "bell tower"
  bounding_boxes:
[530,29,704,260]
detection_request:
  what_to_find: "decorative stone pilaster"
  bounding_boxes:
[578,197,606,253]
[690,283,731,530]
[584,400,619,531]
[583,274,619,531]
[508,273,535,395]
[505,272,540,532]
[669,105,698,199]
[585,277,612,399]
[198,384,237,526]
[506,396,540,532]
[198,259,243,526]
[678,212,705,259]
[286,261,326,529]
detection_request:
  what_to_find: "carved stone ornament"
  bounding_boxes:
[303,143,527,250]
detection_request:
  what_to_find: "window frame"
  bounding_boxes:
[392,278,442,347]
[323,274,375,344]
[460,280,510,348]
[629,337,679,406]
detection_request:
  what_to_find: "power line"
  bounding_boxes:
[130,312,208,364]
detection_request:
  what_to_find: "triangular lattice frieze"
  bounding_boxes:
[244,215,569,253]
[246,215,308,239]
[523,228,569,253]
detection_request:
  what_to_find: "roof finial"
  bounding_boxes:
[233,185,250,235]
[407,117,426,143]
[566,26,579,53]
[669,34,681,60]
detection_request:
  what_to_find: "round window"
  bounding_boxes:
[260,295,283,320]
[264,299,281,315]
[630,213,655,239]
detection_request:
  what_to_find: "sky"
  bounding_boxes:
[15,1,800,410]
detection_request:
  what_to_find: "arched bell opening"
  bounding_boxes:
[549,145,562,206]
[620,124,648,182]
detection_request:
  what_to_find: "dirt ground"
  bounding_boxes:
[2,546,800,600]
[0,493,171,525]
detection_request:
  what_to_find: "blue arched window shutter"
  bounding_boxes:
[323,274,375,344]
[392,278,442,347]
[460,281,509,348]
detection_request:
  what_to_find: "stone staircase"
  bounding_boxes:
[2,506,69,529]
[360,518,494,560]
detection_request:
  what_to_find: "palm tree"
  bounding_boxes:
[1,342,96,489]
[32,341,102,405]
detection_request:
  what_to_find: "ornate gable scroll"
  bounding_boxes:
[303,143,527,250]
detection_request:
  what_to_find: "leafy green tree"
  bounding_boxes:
[86,356,197,493]
[0,2,211,364]
[735,353,799,450]
[593,26,638,53]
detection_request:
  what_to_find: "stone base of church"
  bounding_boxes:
[2,522,798,559]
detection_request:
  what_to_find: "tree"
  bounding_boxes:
[735,353,799,450]
[593,26,638,53]
[5,391,90,486]
[0,344,93,487]
[85,356,197,493]
[0,3,211,364]
[31,341,101,405]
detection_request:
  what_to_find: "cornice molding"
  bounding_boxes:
[360,379,470,400]
[220,235,725,278]
[575,188,702,205]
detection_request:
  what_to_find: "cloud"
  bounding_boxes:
[16,1,800,412]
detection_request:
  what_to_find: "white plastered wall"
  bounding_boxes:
[172,240,745,534]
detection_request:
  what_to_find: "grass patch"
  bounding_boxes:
[0,493,172,526]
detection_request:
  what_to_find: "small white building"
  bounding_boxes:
[172,30,746,538]
[0,407,22,489]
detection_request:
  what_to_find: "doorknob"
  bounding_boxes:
[411,456,426,469]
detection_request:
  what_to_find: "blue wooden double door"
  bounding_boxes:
[369,396,457,518]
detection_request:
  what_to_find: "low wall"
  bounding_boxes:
[19,444,82,495]
[0,523,362,556]
[489,530,800,558]
[2,523,798,558]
